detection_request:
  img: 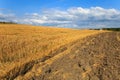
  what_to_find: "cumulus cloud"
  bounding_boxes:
[1,7,120,28]
[0,13,16,22]
[0,9,17,22]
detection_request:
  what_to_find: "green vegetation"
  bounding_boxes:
[0,21,16,24]
[90,28,120,31]
[102,28,120,31]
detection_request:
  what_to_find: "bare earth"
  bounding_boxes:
[14,32,120,80]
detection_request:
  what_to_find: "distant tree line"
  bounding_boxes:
[0,21,16,24]
[90,28,120,31]
[102,28,120,31]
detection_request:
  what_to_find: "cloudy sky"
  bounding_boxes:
[0,0,120,28]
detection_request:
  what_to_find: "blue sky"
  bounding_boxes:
[0,0,120,28]
[1,0,120,14]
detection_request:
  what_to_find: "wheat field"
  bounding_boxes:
[0,24,104,78]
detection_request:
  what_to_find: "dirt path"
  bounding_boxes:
[15,32,120,80]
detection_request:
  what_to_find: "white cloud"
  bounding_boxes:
[1,7,120,28]
[0,12,16,22]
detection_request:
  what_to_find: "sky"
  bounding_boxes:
[0,0,120,28]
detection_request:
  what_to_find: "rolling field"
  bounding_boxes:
[0,24,105,79]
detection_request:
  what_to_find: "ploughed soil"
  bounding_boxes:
[27,32,120,80]
[4,32,120,80]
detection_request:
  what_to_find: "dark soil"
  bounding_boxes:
[29,32,120,80]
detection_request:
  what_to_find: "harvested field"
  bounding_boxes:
[0,24,119,80]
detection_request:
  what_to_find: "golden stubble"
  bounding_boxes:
[0,24,105,78]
